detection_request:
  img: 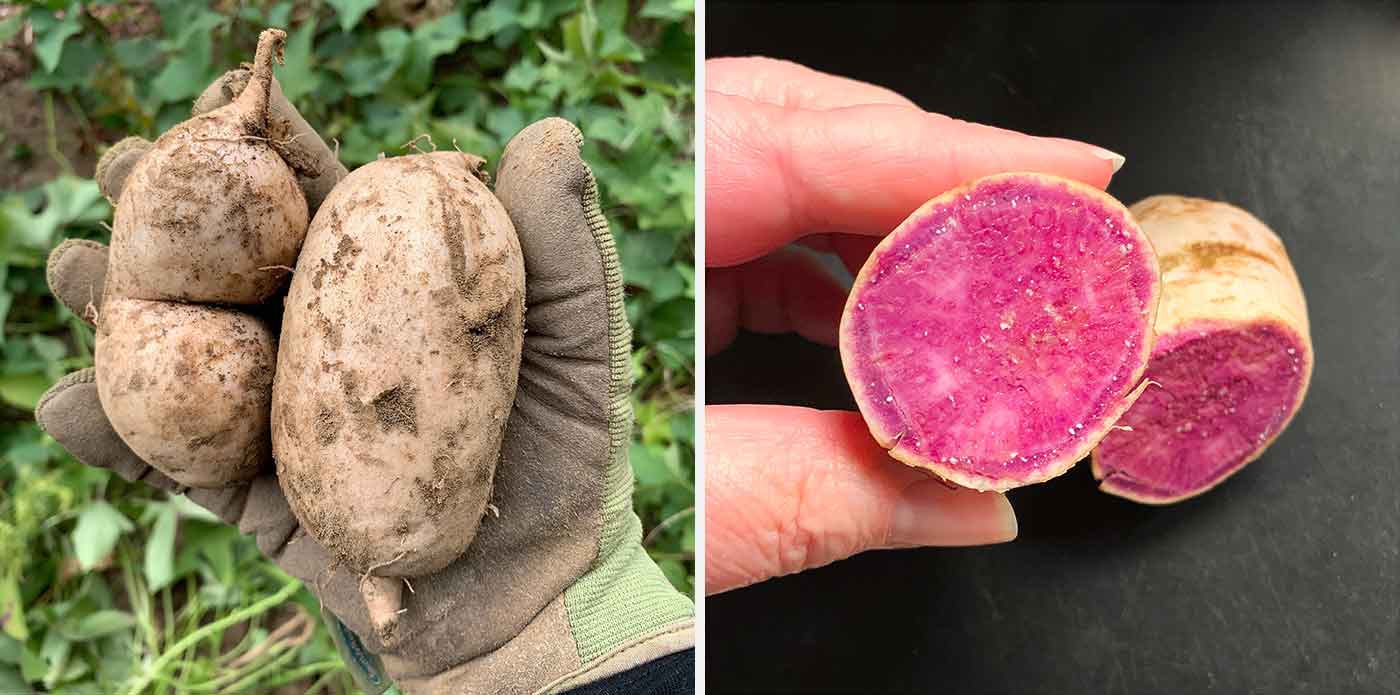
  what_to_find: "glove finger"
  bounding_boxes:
[46,239,108,326]
[189,474,302,558]
[192,69,348,214]
[35,368,281,531]
[494,118,619,417]
[36,368,180,491]
[94,136,152,204]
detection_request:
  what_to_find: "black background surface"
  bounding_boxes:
[705,2,1400,693]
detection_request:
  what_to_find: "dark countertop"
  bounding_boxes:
[705,2,1400,693]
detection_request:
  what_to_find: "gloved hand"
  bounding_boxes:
[37,70,694,695]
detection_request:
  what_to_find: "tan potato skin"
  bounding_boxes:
[1127,195,1309,340]
[272,152,525,578]
[1091,195,1314,501]
[107,110,308,305]
[96,298,275,487]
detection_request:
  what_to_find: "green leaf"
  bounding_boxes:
[29,335,67,363]
[61,610,135,641]
[670,408,694,446]
[680,521,695,553]
[58,658,90,685]
[169,494,220,523]
[144,505,177,591]
[268,2,294,28]
[629,441,671,487]
[468,0,524,40]
[377,27,412,64]
[655,558,689,593]
[0,573,28,641]
[502,58,541,92]
[172,521,236,579]
[18,647,43,683]
[70,501,133,571]
[327,0,377,32]
[150,34,214,104]
[201,531,235,587]
[640,0,693,21]
[277,20,320,103]
[340,31,408,98]
[28,34,103,91]
[594,0,628,33]
[113,37,162,72]
[0,292,11,343]
[29,3,83,73]
[0,373,51,411]
[0,665,25,694]
[0,634,19,664]
[23,178,108,252]
[401,11,468,90]
[39,625,70,688]
[0,14,23,44]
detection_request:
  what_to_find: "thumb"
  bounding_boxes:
[705,405,1018,595]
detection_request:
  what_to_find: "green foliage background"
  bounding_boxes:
[0,0,694,692]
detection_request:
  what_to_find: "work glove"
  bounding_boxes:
[36,69,694,695]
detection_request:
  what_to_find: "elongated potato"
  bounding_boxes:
[96,298,275,487]
[272,152,525,642]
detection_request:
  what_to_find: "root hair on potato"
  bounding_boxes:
[361,549,410,580]
[400,133,436,153]
[192,132,308,147]
[84,284,99,323]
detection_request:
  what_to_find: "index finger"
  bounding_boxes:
[705,93,1122,267]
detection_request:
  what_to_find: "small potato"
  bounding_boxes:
[104,29,308,305]
[105,124,307,304]
[96,298,275,487]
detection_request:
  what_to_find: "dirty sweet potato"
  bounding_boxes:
[271,151,525,642]
[105,28,308,305]
[95,299,274,487]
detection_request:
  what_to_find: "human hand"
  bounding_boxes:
[38,73,691,694]
[704,57,1123,594]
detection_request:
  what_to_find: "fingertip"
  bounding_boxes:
[1092,146,1127,174]
[1039,136,1123,188]
[888,481,1019,548]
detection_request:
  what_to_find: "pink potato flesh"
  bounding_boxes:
[1093,320,1309,502]
[839,173,1160,491]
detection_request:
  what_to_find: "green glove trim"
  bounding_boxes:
[562,132,694,663]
